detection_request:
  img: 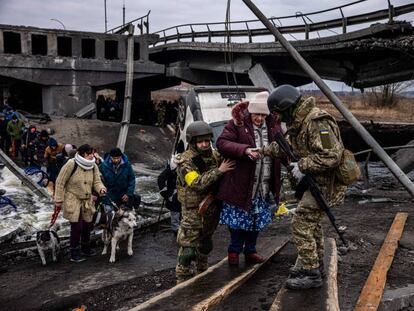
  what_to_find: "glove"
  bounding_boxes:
[288,162,305,183]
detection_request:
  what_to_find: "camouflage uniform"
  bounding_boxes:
[265,97,346,270]
[174,146,223,283]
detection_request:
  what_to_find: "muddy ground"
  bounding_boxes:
[0,163,413,311]
[1,118,413,310]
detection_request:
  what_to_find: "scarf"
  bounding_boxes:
[74,153,96,171]
[251,123,272,200]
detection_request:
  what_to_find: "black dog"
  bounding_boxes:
[36,224,60,266]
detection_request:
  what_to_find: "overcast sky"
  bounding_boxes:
[0,0,412,34]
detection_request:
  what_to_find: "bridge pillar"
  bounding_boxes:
[21,32,30,55]
[96,39,105,59]
[72,37,81,58]
[248,63,276,91]
[47,34,57,56]
[42,85,95,116]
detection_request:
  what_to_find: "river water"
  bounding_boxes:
[0,166,161,244]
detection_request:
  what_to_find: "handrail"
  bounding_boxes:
[153,0,366,34]
[152,2,414,45]
[106,10,150,34]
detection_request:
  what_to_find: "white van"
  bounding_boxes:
[173,85,266,154]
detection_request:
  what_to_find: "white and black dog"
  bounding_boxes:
[101,208,137,263]
[36,223,61,266]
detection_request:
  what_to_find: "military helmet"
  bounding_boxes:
[186,121,213,143]
[267,85,301,113]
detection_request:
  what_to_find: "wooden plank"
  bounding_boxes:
[270,238,339,311]
[0,149,51,199]
[192,237,289,311]
[354,212,408,311]
[130,236,289,311]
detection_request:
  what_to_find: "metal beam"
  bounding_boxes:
[0,149,51,199]
[117,24,135,152]
[242,0,414,197]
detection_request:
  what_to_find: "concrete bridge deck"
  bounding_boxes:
[0,1,413,116]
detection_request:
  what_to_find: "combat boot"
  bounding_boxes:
[285,268,323,290]
[289,263,325,279]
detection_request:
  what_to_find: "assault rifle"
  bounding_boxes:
[274,132,348,246]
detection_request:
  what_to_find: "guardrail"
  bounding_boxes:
[106,10,150,34]
[152,1,414,45]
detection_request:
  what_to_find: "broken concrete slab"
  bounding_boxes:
[379,284,414,311]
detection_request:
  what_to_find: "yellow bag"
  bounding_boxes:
[336,149,361,185]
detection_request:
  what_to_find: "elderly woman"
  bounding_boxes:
[216,91,282,265]
[54,144,106,263]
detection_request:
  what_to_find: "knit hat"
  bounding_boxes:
[64,144,73,154]
[109,148,123,157]
[247,91,270,115]
[48,137,57,147]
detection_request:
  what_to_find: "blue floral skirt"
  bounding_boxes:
[219,196,272,231]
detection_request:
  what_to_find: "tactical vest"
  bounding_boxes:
[176,149,220,208]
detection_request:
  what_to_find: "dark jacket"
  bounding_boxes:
[216,110,282,211]
[157,163,181,212]
[99,153,136,202]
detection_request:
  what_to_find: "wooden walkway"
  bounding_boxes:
[270,238,339,311]
[130,235,289,311]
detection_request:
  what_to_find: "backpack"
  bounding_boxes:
[336,149,361,186]
[304,107,361,186]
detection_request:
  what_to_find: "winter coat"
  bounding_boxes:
[157,163,181,212]
[6,119,24,140]
[99,154,136,203]
[33,137,48,163]
[54,159,105,223]
[44,143,65,163]
[216,107,282,211]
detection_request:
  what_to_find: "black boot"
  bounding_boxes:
[289,263,325,279]
[285,268,323,290]
[81,243,96,257]
[70,247,86,263]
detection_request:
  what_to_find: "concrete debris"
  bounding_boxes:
[74,103,96,119]
[346,34,414,52]
[379,284,414,311]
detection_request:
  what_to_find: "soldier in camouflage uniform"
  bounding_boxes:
[174,121,235,284]
[266,85,347,290]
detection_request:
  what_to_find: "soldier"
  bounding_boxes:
[174,121,235,284]
[266,85,347,290]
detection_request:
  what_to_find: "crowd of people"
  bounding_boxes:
[6,85,348,291]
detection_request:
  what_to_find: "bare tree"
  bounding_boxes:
[362,81,414,107]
